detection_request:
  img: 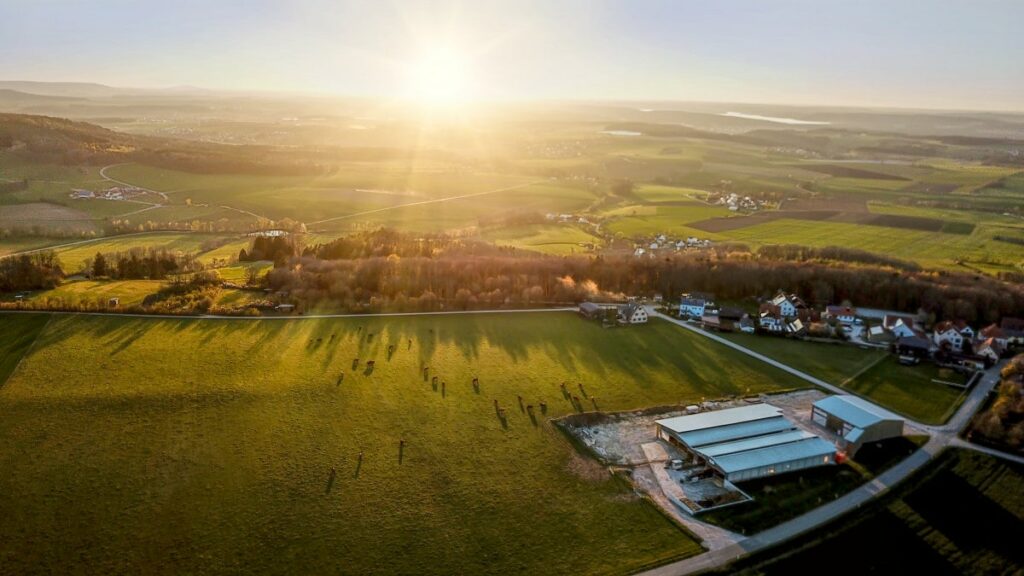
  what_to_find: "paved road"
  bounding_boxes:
[640,308,1010,575]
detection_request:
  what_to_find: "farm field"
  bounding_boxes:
[719,218,1024,271]
[481,223,601,255]
[0,313,812,575]
[0,236,65,256]
[52,232,229,273]
[0,313,49,385]
[716,333,964,423]
[602,203,732,238]
[721,449,1024,576]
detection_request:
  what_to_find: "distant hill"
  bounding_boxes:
[0,89,84,103]
[0,81,131,98]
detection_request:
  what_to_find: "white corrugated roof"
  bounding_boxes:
[677,417,795,448]
[698,429,814,458]
[710,437,836,474]
[813,395,903,429]
[655,404,782,434]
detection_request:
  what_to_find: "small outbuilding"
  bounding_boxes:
[811,395,904,456]
[578,301,603,320]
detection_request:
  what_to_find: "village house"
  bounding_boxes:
[933,320,972,350]
[618,302,649,324]
[767,291,807,319]
[974,338,1005,364]
[678,293,715,318]
[824,305,857,325]
[883,314,918,339]
[1001,317,1024,345]
[979,324,1008,348]
[759,310,785,332]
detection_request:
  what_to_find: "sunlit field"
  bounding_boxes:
[0,312,817,575]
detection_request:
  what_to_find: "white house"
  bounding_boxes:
[825,305,857,325]
[974,338,1004,364]
[769,291,807,319]
[759,311,785,332]
[883,314,917,339]
[933,320,971,350]
[618,302,649,324]
[679,293,713,318]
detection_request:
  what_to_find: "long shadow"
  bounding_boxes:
[325,467,337,494]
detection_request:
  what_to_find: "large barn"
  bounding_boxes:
[811,395,904,456]
[655,404,836,482]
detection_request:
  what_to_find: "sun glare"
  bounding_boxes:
[405,46,476,106]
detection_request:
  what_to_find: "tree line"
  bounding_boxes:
[84,248,203,280]
[263,244,1024,323]
[0,251,63,292]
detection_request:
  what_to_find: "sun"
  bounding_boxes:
[405,46,476,106]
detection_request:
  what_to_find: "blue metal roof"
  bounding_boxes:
[709,437,837,474]
[655,404,782,434]
[813,395,903,429]
[698,429,814,458]
[676,417,795,447]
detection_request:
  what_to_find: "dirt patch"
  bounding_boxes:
[566,450,610,482]
[0,202,93,222]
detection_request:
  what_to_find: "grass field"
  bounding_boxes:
[717,333,963,423]
[720,218,1024,270]
[0,314,49,385]
[722,449,1024,575]
[52,232,228,273]
[482,224,601,255]
[0,313,813,575]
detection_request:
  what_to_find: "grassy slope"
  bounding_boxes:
[717,333,962,423]
[482,224,601,255]
[0,314,48,385]
[723,449,1024,576]
[0,313,811,575]
[53,232,226,272]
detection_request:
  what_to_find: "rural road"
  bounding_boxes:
[638,308,1011,576]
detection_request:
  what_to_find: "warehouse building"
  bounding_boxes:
[655,404,836,482]
[811,395,904,456]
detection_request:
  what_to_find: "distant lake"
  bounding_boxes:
[601,130,643,136]
[720,112,830,125]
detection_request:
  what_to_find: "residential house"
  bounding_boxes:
[979,324,1008,348]
[718,306,745,321]
[618,302,649,324]
[679,293,715,318]
[825,305,857,325]
[999,317,1024,346]
[759,310,785,333]
[786,318,806,336]
[768,291,807,319]
[933,320,972,351]
[883,314,917,339]
[974,338,1005,365]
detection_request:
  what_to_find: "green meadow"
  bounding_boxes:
[0,313,811,575]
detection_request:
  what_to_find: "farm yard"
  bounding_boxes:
[0,312,814,575]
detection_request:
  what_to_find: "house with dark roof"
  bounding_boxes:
[883,314,917,339]
[824,305,857,325]
[618,302,649,324]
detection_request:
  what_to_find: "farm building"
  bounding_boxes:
[655,404,836,482]
[618,302,648,324]
[812,395,904,457]
[825,305,857,325]
[579,302,603,320]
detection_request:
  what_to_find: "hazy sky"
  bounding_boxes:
[1,0,1022,110]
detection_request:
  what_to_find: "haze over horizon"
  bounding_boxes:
[1,0,1023,111]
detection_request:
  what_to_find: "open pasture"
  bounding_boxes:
[0,312,814,575]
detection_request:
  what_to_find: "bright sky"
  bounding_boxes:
[1,0,1022,110]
